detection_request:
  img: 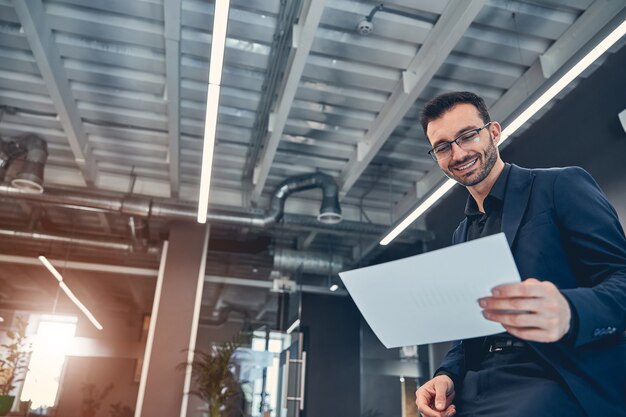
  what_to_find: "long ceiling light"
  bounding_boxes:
[380,19,626,246]
[197,0,232,223]
[38,256,103,330]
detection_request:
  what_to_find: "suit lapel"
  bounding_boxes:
[502,164,534,247]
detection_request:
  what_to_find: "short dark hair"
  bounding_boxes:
[420,91,491,136]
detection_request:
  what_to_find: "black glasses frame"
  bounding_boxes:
[427,122,492,161]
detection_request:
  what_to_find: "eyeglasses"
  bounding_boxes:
[427,122,492,161]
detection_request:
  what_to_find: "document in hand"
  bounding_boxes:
[339,233,520,348]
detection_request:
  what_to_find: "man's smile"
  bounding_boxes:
[452,157,478,173]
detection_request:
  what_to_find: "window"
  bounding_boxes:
[20,315,77,411]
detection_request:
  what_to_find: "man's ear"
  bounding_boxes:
[490,121,502,145]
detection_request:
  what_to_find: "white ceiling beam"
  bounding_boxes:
[250,0,328,201]
[338,0,487,197]
[164,0,182,196]
[12,0,97,186]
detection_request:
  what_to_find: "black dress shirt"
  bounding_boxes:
[464,163,511,241]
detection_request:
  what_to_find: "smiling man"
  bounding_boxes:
[414,92,626,417]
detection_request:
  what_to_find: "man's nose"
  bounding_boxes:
[449,141,468,161]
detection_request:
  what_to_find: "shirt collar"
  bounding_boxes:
[464,163,511,216]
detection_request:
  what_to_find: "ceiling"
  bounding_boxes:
[0,0,625,331]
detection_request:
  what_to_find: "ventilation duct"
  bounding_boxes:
[0,173,342,228]
[268,172,342,225]
[273,248,344,275]
[0,171,435,247]
[0,134,48,194]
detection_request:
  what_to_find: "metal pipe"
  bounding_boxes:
[0,183,432,240]
[0,228,160,254]
[0,173,350,230]
[273,248,344,275]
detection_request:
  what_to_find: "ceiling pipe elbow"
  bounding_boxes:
[262,172,342,226]
[2,134,48,194]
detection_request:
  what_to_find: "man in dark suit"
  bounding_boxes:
[414,91,626,417]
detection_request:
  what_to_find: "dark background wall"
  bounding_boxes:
[300,293,361,417]
[425,43,626,250]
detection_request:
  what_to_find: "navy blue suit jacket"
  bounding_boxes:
[438,165,626,417]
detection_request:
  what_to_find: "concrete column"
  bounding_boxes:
[135,222,209,417]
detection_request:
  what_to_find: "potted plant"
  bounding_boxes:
[0,316,31,416]
[81,382,114,417]
[180,338,246,417]
[109,401,134,417]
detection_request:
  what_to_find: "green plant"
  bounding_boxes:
[109,401,134,417]
[0,316,31,396]
[179,338,245,417]
[81,382,113,417]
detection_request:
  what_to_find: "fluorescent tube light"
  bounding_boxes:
[208,0,231,85]
[197,84,221,223]
[380,19,626,246]
[500,18,626,145]
[286,319,300,334]
[38,255,63,282]
[380,179,456,245]
[197,0,231,223]
[38,256,103,330]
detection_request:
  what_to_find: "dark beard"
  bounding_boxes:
[464,140,498,186]
[445,137,498,187]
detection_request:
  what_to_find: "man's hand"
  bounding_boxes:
[479,278,571,342]
[415,374,456,417]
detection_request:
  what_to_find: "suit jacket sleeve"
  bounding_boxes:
[555,167,626,347]
[434,226,468,384]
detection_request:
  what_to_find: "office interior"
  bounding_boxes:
[0,1,625,416]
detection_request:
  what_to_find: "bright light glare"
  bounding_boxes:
[380,20,626,245]
[21,317,77,409]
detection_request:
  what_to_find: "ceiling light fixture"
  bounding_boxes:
[286,319,300,334]
[38,256,103,330]
[380,19,626,246]
[197,0,231,223]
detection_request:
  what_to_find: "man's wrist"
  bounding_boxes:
[433,369,457,388]
[561,293,579,345]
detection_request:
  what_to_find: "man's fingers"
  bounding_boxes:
[479,296,542,313]
[482,310,548,328]
[491,278,544,298]
[434,379,453,410]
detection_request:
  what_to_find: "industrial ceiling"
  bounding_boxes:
[0,0,625,330]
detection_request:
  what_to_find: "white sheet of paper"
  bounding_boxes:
[339,233,520,348]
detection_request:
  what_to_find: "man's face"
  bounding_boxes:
[426,103,500,187]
